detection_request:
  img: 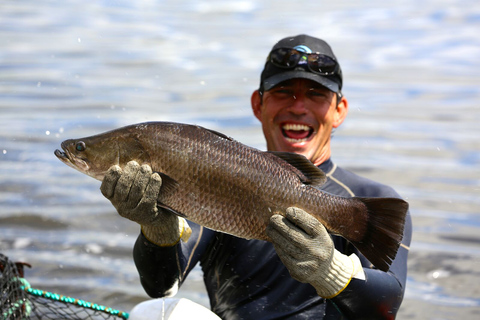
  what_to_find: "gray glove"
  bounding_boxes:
[266,207,363,298]
[100,161,191,246]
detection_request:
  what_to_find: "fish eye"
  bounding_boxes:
[75,141,86,152]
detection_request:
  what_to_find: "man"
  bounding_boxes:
[100,34,412,319]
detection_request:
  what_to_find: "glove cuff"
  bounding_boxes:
[141,217,192,247]
[312,251,362,299]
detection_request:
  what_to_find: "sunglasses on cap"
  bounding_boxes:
[268,48,338,76]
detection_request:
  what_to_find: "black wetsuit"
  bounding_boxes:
[133,159,412,319]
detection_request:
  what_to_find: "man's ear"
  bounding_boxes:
[333,95,348,128]
[251,90,263,121]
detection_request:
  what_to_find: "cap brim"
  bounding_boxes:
[262,70,339,93]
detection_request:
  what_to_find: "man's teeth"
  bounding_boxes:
[282,124,311,143]
[282,124,310,131]
[285,137,308,143]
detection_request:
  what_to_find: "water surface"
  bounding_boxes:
[1,1,479,318]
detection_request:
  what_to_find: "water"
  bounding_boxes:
[1,0,479,318]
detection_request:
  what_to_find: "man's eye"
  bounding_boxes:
[273,89,293,95]
[309,90,326,97]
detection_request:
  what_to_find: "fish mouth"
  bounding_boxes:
[54,141,71,164]
[54,141,89,172]
[54,148,68,162]
[281,123,314,144]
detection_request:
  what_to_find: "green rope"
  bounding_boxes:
[21,285,129,319]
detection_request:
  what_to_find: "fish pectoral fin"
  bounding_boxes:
[157,202,188,219]
[156,172,179,195]
[154,172,186,218]
[268,151,327,186]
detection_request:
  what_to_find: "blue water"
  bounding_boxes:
[1,1,480,318]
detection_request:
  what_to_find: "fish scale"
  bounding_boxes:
[155,128,274,239]
[55,121,408,272]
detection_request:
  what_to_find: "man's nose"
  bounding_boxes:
[288,93,307,113]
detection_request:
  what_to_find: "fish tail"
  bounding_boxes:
[349,197,408,272]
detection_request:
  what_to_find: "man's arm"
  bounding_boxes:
[133,222,211,298]
[331,212,412,319]
[133,233,183,297]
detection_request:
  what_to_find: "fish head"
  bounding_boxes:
[54,129,150,181]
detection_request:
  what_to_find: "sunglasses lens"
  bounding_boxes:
[270,48,301,68]
[269,49,338,75]
[308,54,337,74]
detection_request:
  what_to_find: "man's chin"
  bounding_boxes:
[278,139,312,155]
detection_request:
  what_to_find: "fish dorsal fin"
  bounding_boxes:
[203,127,233,141]
[268,151,327,186]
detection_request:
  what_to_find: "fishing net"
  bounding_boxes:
[1,253,129,320]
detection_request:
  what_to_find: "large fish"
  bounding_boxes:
[55,121,408,272]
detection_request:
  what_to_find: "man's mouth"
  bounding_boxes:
[281,123,314,143]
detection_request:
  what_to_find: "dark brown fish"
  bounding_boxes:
[54,121,408,271]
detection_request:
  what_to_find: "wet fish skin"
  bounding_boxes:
[55,121,408,271]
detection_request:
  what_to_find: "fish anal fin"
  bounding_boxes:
[268,151,327,186]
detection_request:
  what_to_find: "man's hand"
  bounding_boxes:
[266,207,363,298]
[100,161,191,246]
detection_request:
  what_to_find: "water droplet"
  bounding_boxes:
[45,131,50,135]
[13,238,32,249]
[78,38,81,43]
[429,269,450,279]
[2,150,6,154]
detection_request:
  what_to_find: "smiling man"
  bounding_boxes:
[251,78,346,166]
[101,34,412,319]
[251,36,347,167]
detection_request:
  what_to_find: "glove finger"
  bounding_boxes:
[271,243,310,282]
[269,214,309,242]
[128,164,153,206]
[285,207,327,238]
[114,161,140,203]
[267,215,311,256]
[268,228,307,261]
[134,173,163,225]
[100,165,122,199]
[144,172,162,205]
[266,216,288,243]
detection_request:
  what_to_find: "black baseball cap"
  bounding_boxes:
[260,34,343,93]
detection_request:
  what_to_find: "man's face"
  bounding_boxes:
[252,78,348,166]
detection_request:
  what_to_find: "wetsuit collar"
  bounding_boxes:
[317,158,334,173]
